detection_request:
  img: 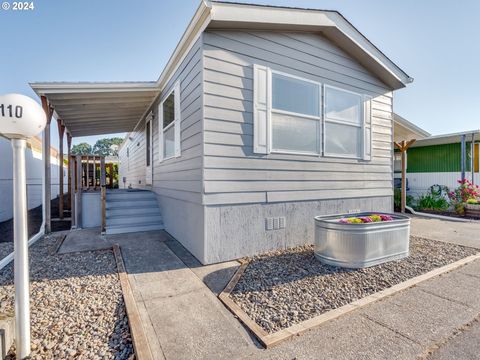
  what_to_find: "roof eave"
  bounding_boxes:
[394,113,431,138]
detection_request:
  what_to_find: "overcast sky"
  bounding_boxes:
[1,0,479,149]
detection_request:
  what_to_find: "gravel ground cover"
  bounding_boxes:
[0,234,134,359]
[0,242,13,261]
[230,236,479,334]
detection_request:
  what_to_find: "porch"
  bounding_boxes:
[29,82,160,235]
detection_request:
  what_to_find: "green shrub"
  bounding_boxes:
[417,194,449,211]
[416,184,450,211]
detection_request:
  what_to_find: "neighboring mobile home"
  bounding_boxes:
[396,130,480,197]
[0,136,66,222]
[33,1,413,264]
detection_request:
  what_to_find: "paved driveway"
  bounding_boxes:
[409,215,480,249]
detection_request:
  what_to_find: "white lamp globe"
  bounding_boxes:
[0,93,47,139]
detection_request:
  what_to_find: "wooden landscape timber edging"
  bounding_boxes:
[52,234,67,255]
[112,245,153,360]
[218,261,270,345]
[219,253,480,348]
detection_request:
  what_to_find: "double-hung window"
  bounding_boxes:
[324,85,363,158]
[253,64,372,160]
[159,82,181,161]
[271,72,321,155]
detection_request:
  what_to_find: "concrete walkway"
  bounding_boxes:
[108,231,257,360]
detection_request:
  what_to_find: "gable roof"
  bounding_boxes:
[158,0,412,92]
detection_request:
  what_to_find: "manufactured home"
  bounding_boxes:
[32,1,412,264]
[396,130,480,196]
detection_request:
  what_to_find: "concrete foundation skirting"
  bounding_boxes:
[112,245,153,360]
[219,252,480,348]
[0,313,14,359]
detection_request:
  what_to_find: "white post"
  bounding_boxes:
[12,138,31,359]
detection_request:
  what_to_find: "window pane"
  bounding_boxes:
[394,153,402,172]
[146,121,151,166]
[272,73,319,116]
[164,125,175,158]
[272,112,319,153]
[325,87,361,124]
[325,122,361,157]
[163,93,175,129]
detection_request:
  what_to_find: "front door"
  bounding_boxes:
[145,118,153,185]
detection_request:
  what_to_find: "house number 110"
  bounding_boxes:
[0,104,23,118]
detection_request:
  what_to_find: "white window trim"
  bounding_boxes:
[254,65,373,161]
[269,69,323,156]
[323,84,364,160]
[158,81,181,162]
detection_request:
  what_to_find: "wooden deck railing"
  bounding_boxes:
[69,155,113,232]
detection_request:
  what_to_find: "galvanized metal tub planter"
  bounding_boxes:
[465,203,480,219]
[314,213,410,269]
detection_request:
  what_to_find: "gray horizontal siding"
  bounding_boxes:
[202,30,394,205]
[150,37,204,205]
[118,37,204,206]
[118,125,147,189]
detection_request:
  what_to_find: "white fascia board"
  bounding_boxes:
[156,0,212,90]
[413,130,480,147]
[129,1,212,148]
[30,82,159,95]
[210,2,336,27]
[326,12,412,86]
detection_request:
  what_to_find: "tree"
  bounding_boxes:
[93,137,123,156]
[71,142,92,155]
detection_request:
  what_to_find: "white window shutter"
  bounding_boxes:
[174,81,181,157]
[363,95,372,161]
[253,64,269,154]
[158,102,164,162]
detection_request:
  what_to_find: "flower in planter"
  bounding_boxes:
[338,214,393,224]
[379,214,393,221]
[448,179,480,214]
[369,214,382,222]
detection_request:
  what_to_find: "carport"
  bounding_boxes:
[29,82,160,233]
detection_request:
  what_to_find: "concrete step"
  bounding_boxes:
[106,199,158,209]
[107,191,156,201]
[106,222,165,235]
[107,206,161,218]
[104,190,163,235]
[107,214,163,227]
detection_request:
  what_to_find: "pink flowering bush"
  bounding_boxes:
[448,179,480,214]
[338,214,393,224]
